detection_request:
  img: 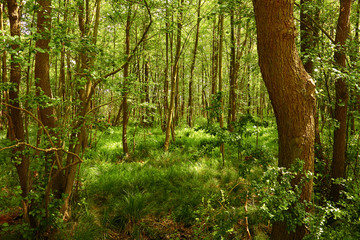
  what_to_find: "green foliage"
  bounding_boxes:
[253,160,313,233]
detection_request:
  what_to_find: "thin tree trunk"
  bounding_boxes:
[122,4,132,156]
[218,6,225,165]
[162,0,170,132]
[228,10,236,132]
[164,0,183,151]
[188,0,201,127]
[1,3,7,130]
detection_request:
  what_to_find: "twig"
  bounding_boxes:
[85,97,122,116]
[0,142,83,163]
[245,191,251,239]
[96,0,152,83]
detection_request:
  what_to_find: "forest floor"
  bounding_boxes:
[66,117,277,239]
[0,116,279,239]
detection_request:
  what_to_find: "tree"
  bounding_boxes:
[164,0,183,151]
[187,0,201,128]
[122,3,132,157]
[330,0,352,203]
[252,1,316,239]
[6,0,31,225]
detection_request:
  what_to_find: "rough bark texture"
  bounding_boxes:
[253,1,316,239]
[330,0,352,203]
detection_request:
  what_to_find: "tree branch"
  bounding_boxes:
[95,0,152,86]
[1,103,63,168]
[294,2,335,44]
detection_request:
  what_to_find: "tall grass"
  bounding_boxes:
[74,118,277,239]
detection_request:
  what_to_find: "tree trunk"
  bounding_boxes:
[164,0,183,151]
[122,4,132,157]
[35,0,57,133]
[187,0,201,127]
[253,1,316,239]
[330,0,352,203]
[228,10,236,132]
[218,6,225,165]
[1,3,8,130]
[6,0,32,225]
[210,16,218,122]
[162,0,170,132]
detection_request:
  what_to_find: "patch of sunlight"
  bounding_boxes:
[100,141,122,151]
[188,129,215,139]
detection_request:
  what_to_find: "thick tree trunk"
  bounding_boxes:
[6,0,32,224]
[35,0,57,132]
[330,0,352,202]
[253,1,316,239]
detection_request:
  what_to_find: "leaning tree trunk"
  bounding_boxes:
[330,0,352,203]
[253,1,316,239]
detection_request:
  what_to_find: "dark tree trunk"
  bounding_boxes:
[35,0,57,132]
[253,1,316,239]
[330,0,352,202]
[228,10,237,132]
[6,0,32,225]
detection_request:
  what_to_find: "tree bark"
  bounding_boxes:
[330,0,352,203]
[253,1,316,239]
[35,0,57,133]
[6,0,32,224]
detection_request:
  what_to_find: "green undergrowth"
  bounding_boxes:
[71,117,277,239]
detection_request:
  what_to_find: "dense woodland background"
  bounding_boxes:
[1,0,360,239]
